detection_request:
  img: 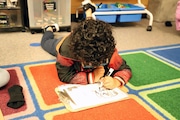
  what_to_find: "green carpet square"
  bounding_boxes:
[122,52,180,87]
[147,87,180,119]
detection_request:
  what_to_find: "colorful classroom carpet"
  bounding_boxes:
[0,44,180,120]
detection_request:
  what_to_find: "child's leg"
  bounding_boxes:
[41,31,62,56]
[82,0,97,19]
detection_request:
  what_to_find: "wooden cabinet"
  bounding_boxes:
[0,0,25,32]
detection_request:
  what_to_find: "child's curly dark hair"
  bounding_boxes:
[69,19,116,67]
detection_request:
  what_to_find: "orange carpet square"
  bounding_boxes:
[53,98,157,120]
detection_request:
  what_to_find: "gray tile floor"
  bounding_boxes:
[0,19,180,66]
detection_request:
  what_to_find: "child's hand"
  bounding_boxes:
[93,66,105,82]
[101,76,121,89]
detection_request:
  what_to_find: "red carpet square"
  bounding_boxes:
[0,67,35,120]
[0,69,26,115]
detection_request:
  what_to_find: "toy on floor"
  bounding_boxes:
[7,85,25,109]
[0,68,10,88]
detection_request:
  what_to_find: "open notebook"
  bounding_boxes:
[55,83,128,112]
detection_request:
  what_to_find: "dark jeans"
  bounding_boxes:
[41,31,62,56]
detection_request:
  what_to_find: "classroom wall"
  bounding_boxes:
[71,0,149,14]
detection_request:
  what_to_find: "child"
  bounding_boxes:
[41,2,132,89]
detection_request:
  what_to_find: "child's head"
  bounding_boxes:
[70,19,116,68]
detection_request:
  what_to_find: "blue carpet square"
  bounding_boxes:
[149,46,180,67]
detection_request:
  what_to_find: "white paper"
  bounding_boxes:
[56,84,128,111]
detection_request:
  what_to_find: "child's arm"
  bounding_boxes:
[102,49,132,89]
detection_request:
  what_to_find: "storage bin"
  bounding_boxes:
[95,4,119,23]
[27,0,71,33]
[117,4,144,22]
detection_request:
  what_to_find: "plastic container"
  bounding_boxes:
[27,0,71,32]
[117,4,144,22]
[95,4,119,23]
[95,3,144,23]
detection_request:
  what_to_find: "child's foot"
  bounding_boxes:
[43,23,59,32]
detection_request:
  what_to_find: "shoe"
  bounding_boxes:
[82,0,97,13]
[43,23,59,32]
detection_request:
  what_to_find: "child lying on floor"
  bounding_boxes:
[40,0,132,89]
